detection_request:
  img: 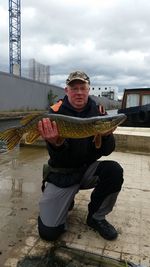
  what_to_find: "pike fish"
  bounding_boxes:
[0,112,126,151]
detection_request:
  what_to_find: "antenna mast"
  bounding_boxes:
[9,0,21,76]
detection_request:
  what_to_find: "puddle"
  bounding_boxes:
[0,146,47,194]
[0,146,48,266]
[17,247,140,267]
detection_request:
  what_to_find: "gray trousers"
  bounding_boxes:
[39,161,119,227]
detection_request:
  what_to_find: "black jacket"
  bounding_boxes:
[46,96,115,169]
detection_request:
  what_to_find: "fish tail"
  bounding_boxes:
[0,127,23,150]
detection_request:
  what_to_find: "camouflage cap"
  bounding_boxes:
[66,71,90,85]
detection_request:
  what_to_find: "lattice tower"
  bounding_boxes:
[9,0,21,76]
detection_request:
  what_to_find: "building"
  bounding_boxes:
[90,85,118,101]
[0,71,65,112]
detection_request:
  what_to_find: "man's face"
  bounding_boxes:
[65,80,90,111]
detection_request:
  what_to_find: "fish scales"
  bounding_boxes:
[0,113,127,151]
[55,118,97,138]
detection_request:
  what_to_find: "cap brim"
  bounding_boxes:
[67,77,88,85]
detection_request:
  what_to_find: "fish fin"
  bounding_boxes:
[0,127,22,150]
[25,129,40,144]
[93,134,102,149]
[20,113,42,125]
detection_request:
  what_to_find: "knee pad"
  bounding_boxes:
[109,161,124,188]
[38,216,65,241]
[95,160,124,191]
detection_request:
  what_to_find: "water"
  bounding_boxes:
[0,146,48,266]
[0,146,48,195]
[107,109,118,115]
[0,140,7,153]
[0,118,21,131]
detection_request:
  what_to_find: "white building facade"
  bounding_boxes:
[90,85,118,101]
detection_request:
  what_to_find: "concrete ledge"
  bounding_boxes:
[114,127,150,154]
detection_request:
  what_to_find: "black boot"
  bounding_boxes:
[87,215,118,240]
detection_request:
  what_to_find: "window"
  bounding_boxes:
[142,94,150,105]
[126,94,140,108]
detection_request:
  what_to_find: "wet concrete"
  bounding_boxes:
[0,146,150,267]
[0,147,49,266]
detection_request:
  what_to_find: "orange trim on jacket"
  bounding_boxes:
[50,100,63,112]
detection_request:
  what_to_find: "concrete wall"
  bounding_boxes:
[114,127,150,154]
[0,71,65,111]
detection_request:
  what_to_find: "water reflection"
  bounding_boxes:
[11,177,23,197]
[0,140,7,153]
[0,146,48,198]
[0,146,49,266]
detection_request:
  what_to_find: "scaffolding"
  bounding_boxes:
[9,0,21,76]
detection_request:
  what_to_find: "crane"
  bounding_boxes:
[9,0,21,76]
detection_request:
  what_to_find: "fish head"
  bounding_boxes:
[94,114,127,134]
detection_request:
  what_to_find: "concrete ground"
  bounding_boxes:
[0,146,150,267]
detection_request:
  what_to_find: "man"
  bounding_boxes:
[38,70,124,242]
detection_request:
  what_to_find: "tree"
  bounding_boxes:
[47,89,58,106]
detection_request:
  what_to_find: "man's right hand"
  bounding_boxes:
[38,118,64,146]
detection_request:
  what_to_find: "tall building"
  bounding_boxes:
[90,85,118,101]
[29,59,50,84]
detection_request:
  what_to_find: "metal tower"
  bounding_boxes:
[9,0,21,76]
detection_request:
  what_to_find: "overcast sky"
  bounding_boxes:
[0,0,150,91]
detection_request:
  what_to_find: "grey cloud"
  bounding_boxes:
[1,0,150,90]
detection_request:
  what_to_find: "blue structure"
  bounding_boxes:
[9,0,21,76]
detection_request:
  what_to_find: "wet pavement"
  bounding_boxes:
[0,146,150,266]
[0,147,48,266]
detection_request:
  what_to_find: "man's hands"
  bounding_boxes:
[38,118,64,146]
[38,108,117,148]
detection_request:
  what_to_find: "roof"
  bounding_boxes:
[124,88,150,91]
